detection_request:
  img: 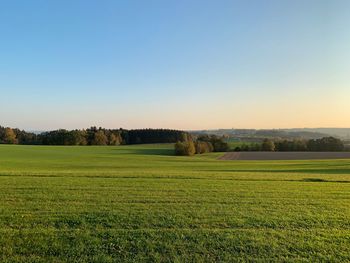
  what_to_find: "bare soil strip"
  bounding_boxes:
[219,152,350,160]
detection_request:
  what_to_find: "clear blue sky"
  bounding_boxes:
[1,0,349,130]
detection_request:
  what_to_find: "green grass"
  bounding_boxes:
[0,144,349,262]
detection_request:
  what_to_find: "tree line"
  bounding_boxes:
[174,135,346,157]
[234,137,345,152]
[0,126,189,146]
[1,125,345,153]
[175,135,230,156]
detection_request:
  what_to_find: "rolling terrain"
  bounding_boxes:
[0,144,349,262]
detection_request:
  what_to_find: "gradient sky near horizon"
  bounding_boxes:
[0,0,349,131]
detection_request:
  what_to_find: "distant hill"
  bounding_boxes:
[285,128,350,139]
[189,128,350,140]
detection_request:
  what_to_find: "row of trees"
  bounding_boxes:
[126,129,190,144]
[0,126,190,146]
[175,135,230,156]
[235,137,345,152]
[0,126,38,145]
[307,137,344,151]
[39,128,123,146]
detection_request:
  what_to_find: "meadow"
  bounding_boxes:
[0,144,349,262]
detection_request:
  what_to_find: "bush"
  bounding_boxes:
[261,139,275,151]
[174,142,185,155]
[175,141,196,156]
[195,141,214,154]
[234,146,241,152]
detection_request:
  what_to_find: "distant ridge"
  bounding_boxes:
[189,128,350,140]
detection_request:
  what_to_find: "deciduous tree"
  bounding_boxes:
[4,128,17,144]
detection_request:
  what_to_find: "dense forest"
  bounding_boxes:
[0,126,189,145]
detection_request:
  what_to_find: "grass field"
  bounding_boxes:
[0,144,349,262]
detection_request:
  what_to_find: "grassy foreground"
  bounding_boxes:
[0,144,349,262]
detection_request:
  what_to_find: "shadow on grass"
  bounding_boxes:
[301,178,350,183]
[302,178,328,182]
[115,147,175,156]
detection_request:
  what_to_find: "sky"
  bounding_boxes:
[0,0,349,131]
